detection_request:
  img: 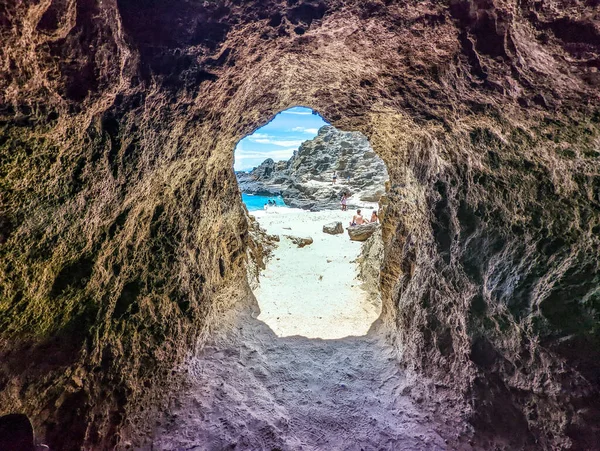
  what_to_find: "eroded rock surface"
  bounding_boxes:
[323,221,343,234]
[284,234,313,248]
[1,0,599,449]
[357,228,384,306]
[348,222,379,241]
[245,212,280,290]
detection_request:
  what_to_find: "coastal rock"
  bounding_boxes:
[237,126,388,210]
[348,223,379,242]
[357,229,384,304]
[284,235,313,248]
[236,159,288,196]
[323,222,344,235]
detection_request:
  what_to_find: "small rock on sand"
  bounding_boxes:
[323,221,344,235]
[284,235,313,248]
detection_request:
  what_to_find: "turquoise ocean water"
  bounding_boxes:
[242,193,287,212]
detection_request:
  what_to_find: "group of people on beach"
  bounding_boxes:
[341,192,378,226]
[350,209,378,226]
[263,199,278,209]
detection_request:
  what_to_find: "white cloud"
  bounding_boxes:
[247,133,303,147]
[252,138,304,147]
[250,132,270,139]
[281,110,312,115]
[292,127,319,134]
[235,148,297,160]
[234,147,297,170]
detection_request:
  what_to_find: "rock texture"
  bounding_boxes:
[357,229,384,306]
[236,158,288,196]
[237,125,388,209]
[284,235,313,248]
[1,0,599,449]
[323,221,343,234]
[245,212,279,290]
[348,222,379,241]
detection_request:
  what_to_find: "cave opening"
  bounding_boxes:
[234,107,388,339]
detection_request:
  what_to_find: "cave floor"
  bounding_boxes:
[148,315,452,450]
[146,208,461,450]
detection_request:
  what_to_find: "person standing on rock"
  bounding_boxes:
[332,171,337,184]
[341,193,348,211]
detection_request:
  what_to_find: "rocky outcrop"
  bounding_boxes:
[284,235,313,248]
[357,229,384,305]
[236,158,288,196]
[245,212,279,290]
[237,126,388,210]
[323,222,343,235]
[348,223,379,241]
[1,0,599,449]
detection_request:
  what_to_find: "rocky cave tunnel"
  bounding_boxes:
[236,108,387,339]
[1,0,600,449]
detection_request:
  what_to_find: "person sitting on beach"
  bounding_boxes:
[350,209,366,226]
[370,210,378,223]
[340,193,348,211]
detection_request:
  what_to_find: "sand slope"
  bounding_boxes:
[149,315,449,451]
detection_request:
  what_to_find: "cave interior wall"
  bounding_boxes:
[0,0,599,449]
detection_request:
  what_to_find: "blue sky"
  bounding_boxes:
[234,106,329,171]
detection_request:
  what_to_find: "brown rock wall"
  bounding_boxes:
[1,0,599,448]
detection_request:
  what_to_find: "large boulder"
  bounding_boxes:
[323,222,344,235]
[347,223,379,241]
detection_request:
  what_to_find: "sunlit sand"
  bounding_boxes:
[252,206,381,339]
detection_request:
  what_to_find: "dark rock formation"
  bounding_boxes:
[1,0,599,449]
[323,221,344,234]
[348,223,379,241]
[237,125,388,210]
[0,414,37,451]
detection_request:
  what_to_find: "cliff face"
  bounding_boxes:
[1,0,599,449]
[237,125,388,209]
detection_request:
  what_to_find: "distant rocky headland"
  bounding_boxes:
[236,126,388,210]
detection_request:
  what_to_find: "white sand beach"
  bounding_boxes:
[251,205,381,339]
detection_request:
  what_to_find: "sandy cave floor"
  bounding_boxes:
[149,317,451,451]
[148,208,458,450]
